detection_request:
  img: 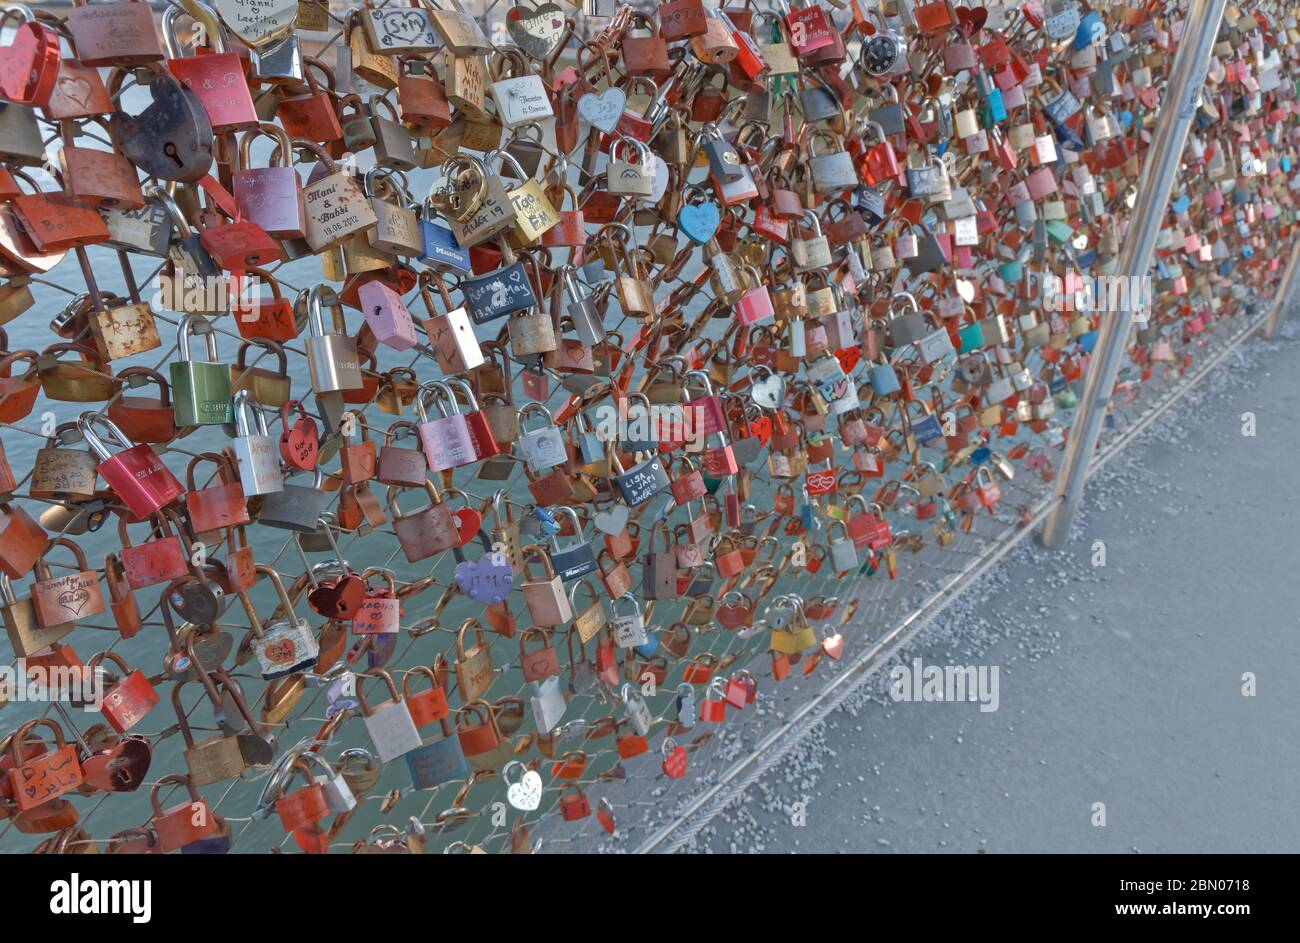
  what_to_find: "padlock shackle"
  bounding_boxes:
[77,411,135,460]
[161,1,226,59]
[176,313,220,363]
[233,389,270,438]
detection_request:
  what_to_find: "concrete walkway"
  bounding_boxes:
[696,324,1300,854]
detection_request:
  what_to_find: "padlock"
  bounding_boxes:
[233,122,306,240]
[165,316,231,426]
[356,670,423,763]
[520,546,573,627]
[305,285,364,393]
[388,481,461,562]
[79,414,183,519]
[150,774,215,852]
[231,390,284,497]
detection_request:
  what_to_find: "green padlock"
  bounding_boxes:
[957,321,985,353]
[170,314,233,426]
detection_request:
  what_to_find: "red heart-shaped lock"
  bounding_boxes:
[451,507,482,547]
[80,736,151,793]
[956,6,988,36]
[746,416,772,445]
[280,402,320,471]
[0,22,60,106]
[308,573,366,620]
[661,745,688,778]
[715,603,752,629]
[834,346,861,374]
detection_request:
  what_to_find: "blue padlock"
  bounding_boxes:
[419,220,471,272]
[1073,11,1106,50]
[868,355,901,396]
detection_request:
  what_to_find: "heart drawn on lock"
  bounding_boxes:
[451,507,483,547]
[750,373,785,409]
[577,87,626,133]
[593,504,629,535]
[678,202,721,244]
[506,768,544,810]
[56,587,90,616]
[262,638,297,665]
[506,3,567,60]
[805,469,838,495]
[56,75,93,111]
[834,347,861,374]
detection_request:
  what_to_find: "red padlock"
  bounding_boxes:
[699,678,728,722]
[149,773,215,852]
[90,651,159,734]
[274,758,330,832]
[661,737,688,777]
[596,796,617,834]
[5,719,83,811]
[559,784,591,820]
[81,415,184,520]
[353,570,402,635]
[725,670,755,708]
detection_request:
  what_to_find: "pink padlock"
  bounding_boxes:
[1025,166,1058,201]
[735,279,774,326]
[415,381,476,471]
[358,280,419,351]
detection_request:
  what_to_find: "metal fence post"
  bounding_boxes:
[1040,0,1229,550]
[1264,240,1300,338]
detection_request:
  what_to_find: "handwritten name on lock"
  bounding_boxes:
[618,459,667,506]
[464,265,533,324]
[509,186,558,239]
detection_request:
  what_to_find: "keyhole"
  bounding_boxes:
[164,142,183,168]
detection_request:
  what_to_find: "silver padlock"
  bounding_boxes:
[829,521,859,572]
[305,285,364,393]
[612,594,648,647]
[529,675,566,734]
[231,390,284,496]
[792,209,832,273]
[621,683,653,736]
[563,265,605,345]
[517,402,567,473]
[674,683,697,729]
